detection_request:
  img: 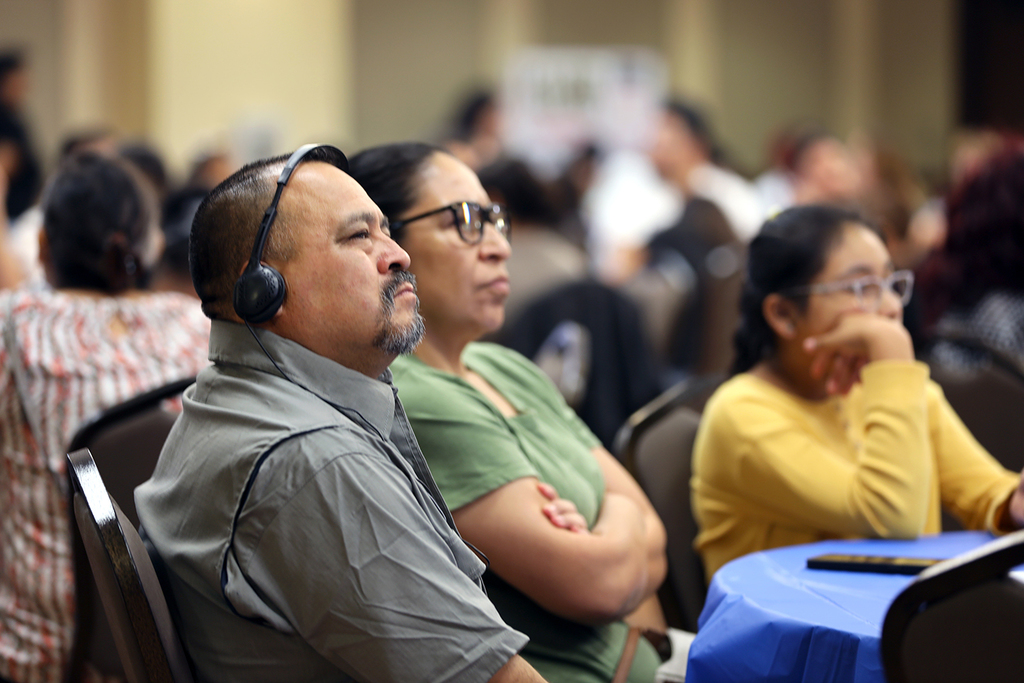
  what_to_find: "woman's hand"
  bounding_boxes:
[537,482,589,533]
[804,313,914,395]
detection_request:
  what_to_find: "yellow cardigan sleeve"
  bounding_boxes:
[927,381,1019,532]
[695,361,933,541]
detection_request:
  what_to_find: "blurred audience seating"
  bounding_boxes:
[614,375,724,632]
[500,279,663,450]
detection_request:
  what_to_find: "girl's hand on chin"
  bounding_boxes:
[803,314,914,395]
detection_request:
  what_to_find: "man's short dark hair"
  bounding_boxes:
[189,146,347,320]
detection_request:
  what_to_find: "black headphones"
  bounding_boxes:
[233,143,349,323]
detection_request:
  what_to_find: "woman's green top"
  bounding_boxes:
[391,342,660,683]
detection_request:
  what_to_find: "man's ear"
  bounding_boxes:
[763,293,799,339]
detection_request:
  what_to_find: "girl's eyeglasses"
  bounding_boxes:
[782,270,914,312]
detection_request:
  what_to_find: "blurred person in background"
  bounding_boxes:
[3,128,119,289]
[0,52,40,223]
[0,152,209,683]
[917,139,1024,372]
[692,204,1024,579]
[184,148,236,191]
[151,185,206,298]
[787,127,862,208]
[753,125,799,215]
[548,143,601,252]
[640,99,757,375]
[476,158,589,329]
[0,167,21,289]
[648,99,763,244]
[351,142,690,683]
[858,143,946,350]
[859,145,944,272]
[947,128,1004,191]
[148,145,239,299]
[441,89,504,172]
[119,139,172,205]
[0,52,41,289]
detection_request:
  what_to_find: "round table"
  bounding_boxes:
[685,531,1006,683]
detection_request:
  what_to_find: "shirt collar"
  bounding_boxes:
[208,320,396,437]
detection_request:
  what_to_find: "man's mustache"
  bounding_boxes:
[382,270,417,311]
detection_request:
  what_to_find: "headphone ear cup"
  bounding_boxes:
[233,263,286,323]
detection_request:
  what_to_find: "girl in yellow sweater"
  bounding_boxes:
[692,204,1024,578]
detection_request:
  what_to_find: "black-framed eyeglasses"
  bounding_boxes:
[781,270,915,312]
[390,201,510,245]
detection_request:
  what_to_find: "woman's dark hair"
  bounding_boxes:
[41,152,157,292]
[917,140,1024,331]
[347,142,450,242]
[732,204,865,374]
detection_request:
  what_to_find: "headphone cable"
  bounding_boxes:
[244,321,294,384]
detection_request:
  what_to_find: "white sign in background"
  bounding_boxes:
[501,47,668,178]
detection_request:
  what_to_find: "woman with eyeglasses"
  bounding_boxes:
[349,143,682,683]
[691,204,1024,579]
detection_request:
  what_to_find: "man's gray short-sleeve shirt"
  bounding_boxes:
[136,321,527,682]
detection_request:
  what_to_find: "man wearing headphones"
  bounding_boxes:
[136,146,544,682]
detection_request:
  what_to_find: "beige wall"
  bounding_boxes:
[878,0,956,176]
[60,0,148,138]
[147,0,352,173]
[0,0,63,163]
[717,0,833,172]
[714,0,955,175]
[352,0,484,149]
[538,0,661,47]
[1,0,958,179]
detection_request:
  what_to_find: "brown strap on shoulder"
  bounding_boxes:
[612,626,642,683]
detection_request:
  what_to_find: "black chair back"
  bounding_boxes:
[927,339,1024,476]
[881,528,1024,683]
[65,378,192,681]
[67,448,195,683]
[501,279,663,449]
[615,376,723,632]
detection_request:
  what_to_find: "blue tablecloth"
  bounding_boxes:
[685,532,1001,683]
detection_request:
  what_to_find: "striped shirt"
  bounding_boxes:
[0,288,210,683]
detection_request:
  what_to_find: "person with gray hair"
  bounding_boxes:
[136,145,548,683]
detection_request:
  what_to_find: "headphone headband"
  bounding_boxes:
[233,144,349,323]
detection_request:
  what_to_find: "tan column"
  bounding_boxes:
[828,0,881,136]
[479,0,539,83]
[57,0,147,137]
[59,0,110,132]
[662,0,722,111]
